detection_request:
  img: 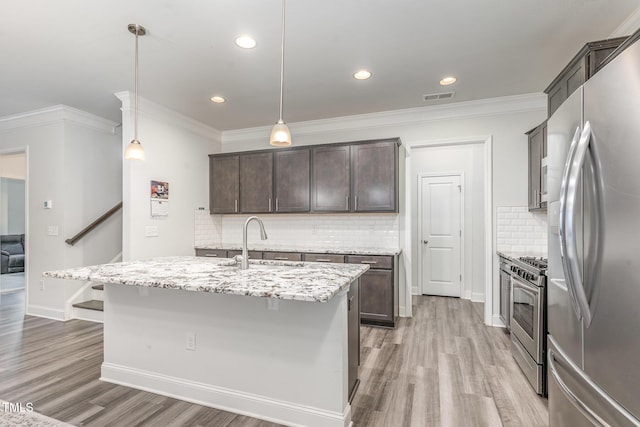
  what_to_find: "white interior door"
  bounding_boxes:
[420,174,462,297]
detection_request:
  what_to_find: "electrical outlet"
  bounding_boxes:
[186,332,196,351]
[145,226,159,237]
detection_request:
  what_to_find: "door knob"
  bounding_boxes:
[423,240,429,244]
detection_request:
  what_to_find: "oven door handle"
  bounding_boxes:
[511,276,539,295]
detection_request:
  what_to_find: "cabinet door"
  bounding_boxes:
[195,249,228,258]
[360,269,393,323]
[528,126,543,211]
[210,155,239,214]
[351,141,398,212]
[311,145,351,212]
[263,252,302,261]
[274,149,310,212]
[240,152,273,213]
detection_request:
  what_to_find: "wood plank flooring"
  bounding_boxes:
[0,291,547,426]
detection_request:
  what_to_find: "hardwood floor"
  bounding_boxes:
[0,292,547,426]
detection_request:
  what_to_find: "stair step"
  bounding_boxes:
[73,300,104,312]
[91,284,104,291]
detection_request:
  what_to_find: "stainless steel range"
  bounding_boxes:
[510,256,548,395]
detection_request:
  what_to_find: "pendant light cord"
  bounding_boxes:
[134,27,139,141]
[278,0,286,123]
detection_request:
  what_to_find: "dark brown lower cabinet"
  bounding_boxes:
[346,255,397,327]
[347,278,360,402]
[359,269,393,324]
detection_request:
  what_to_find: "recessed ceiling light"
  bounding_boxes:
[353,70,372,80]
[440,76,457,86]
[210,96,226,103]
[235,35,257,49]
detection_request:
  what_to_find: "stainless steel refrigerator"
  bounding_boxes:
[547,34,640,426]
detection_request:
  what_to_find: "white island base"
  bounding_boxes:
[101,283,353,427]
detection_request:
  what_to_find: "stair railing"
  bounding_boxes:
[65,202,123,246]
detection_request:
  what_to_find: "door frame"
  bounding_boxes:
[407,135,493,325]
[0,147,29,311]
[417,172,464,297]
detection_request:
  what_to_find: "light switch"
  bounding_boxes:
[43,200,53,209]
[47,225,59,236]
[145,226,159,237]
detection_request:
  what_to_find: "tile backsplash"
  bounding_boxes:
[496,206,547,254]
[194,210,399,250]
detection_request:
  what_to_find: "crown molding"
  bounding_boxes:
[610,6,640,37]
[0,105,118,134]
[222,93,546,145]
[115,91,222,141]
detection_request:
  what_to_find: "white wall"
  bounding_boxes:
[410,143,485,301]
[0,106,122,320]
[220,94,547,324]
[117,93,221,261]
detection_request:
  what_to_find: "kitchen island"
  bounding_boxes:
[44,256,368,427]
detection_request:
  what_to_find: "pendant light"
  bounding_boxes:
[270,0,292,146]
[125,24,146,160]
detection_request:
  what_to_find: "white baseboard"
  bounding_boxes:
[26,304,65,321]
[101,363,351,427]
[471,292,485,302]
[492,314,506,328]
[462,290,472,300]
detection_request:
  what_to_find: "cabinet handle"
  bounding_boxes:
[315,259,331,262]
[205,254,218,257]
[235,199,238,212]
[275,257,289,260]
[269,198,272,212]
[346,196,349,210]
[355,195,358,210]
[361,261,377,265]
[276,198,279,212]
[348,295,354,311]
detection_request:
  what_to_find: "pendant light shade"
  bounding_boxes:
[270,0,291,147]
[270,121,291,146]
[125,24,146,160]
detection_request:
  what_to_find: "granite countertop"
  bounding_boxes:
[196,244,402,256]
[43,256,368,303]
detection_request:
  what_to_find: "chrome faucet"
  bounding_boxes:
[241,216,268,269]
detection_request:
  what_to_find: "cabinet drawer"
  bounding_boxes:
[195,249,228,258]
[346,255,392,270]
[303,253,345,263]
[227,250,263,259]
[263,252,302,261]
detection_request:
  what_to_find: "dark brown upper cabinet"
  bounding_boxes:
[240,152,273,213]
[311,145,351,212]
[274,149,310,212]
[545,37,626,117]
[209,155,239,214]
[209,138,400,215]
[527,122,547,212]
[351,140,398,212]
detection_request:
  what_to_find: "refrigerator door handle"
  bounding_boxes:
[549,336,640,427]
[548,348,608,426]
[559,125,583,320]
[563,121,595,327]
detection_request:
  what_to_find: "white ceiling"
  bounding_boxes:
[1,1,638,131]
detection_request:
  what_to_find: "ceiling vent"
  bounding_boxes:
[423,92,455,101]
